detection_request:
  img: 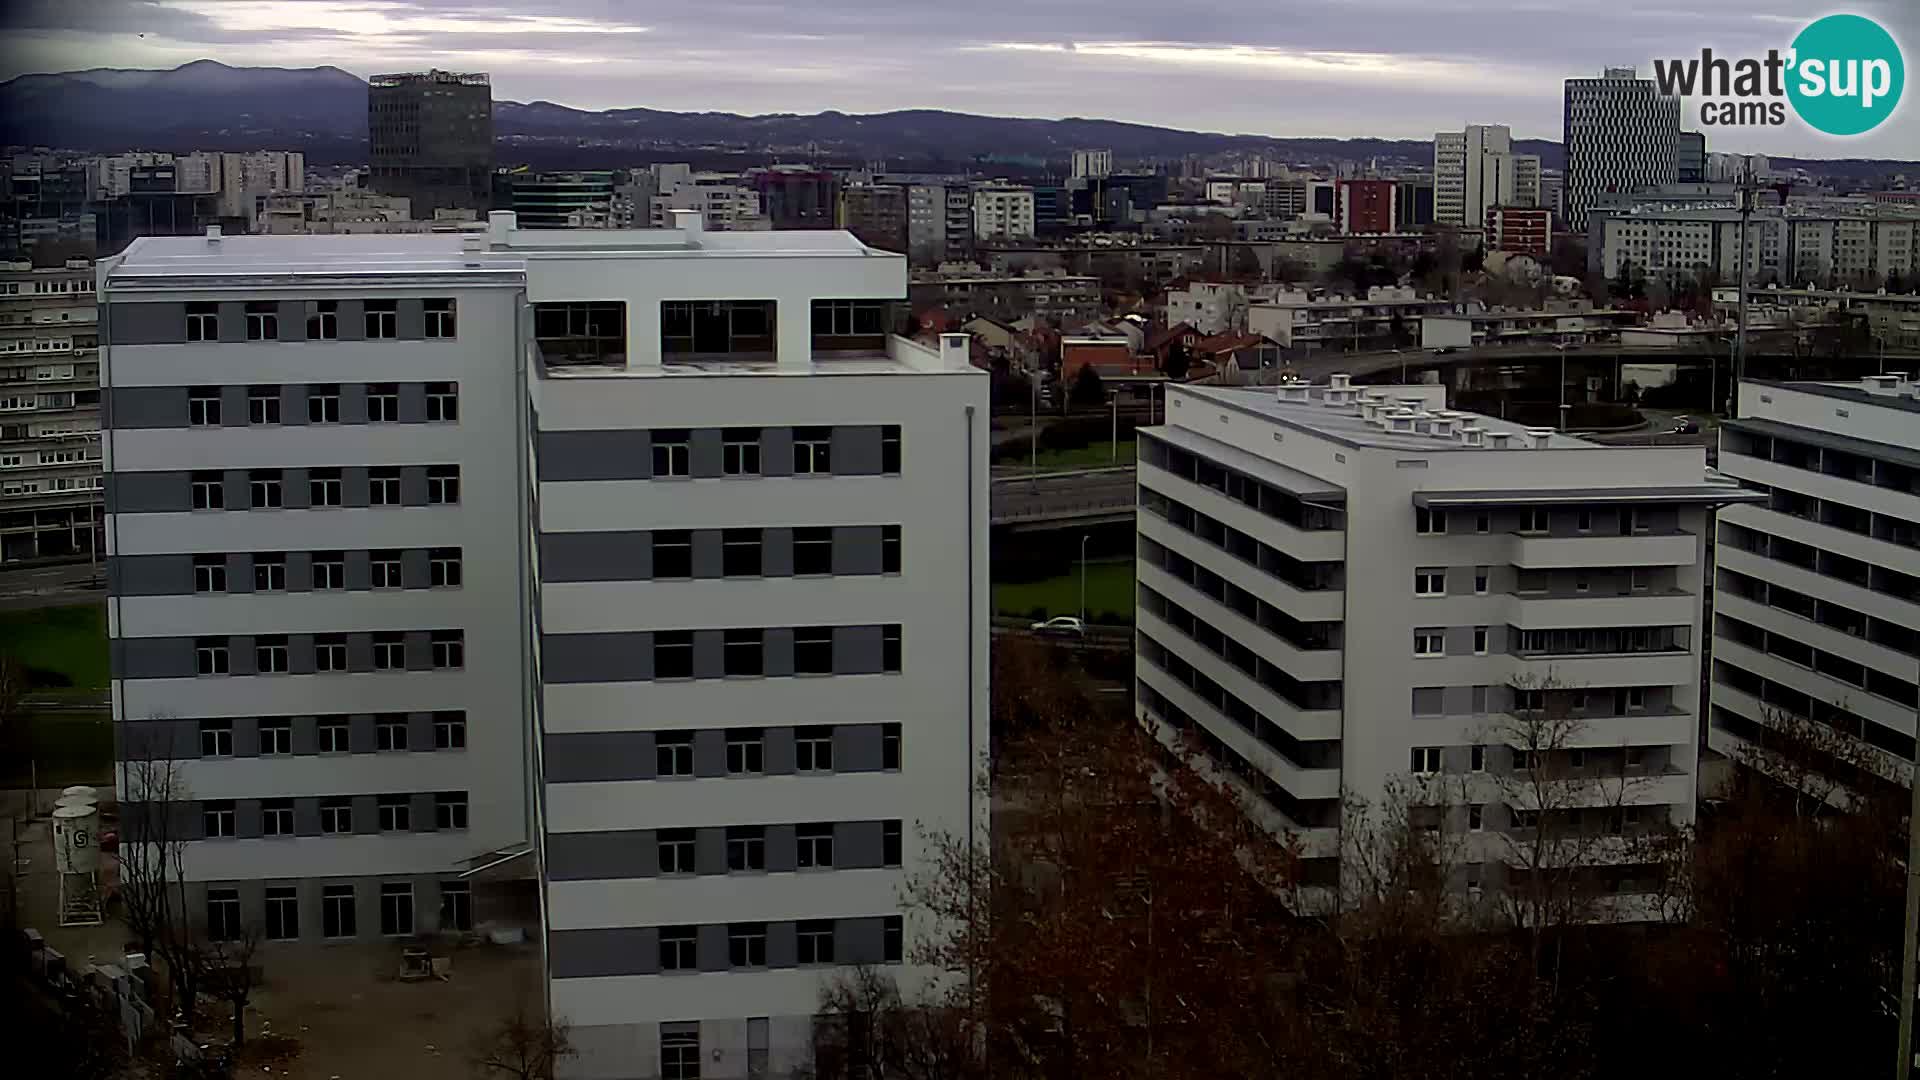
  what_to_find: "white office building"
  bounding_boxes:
[1563,69,1680,231]
[1072,148,1114,180]
[102,212,988,1079]
[1708,377,1920,790]
[2,258,103,562]
[1434,125,1540,230]
[1134,377,1756,905]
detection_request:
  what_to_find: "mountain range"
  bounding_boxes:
[3,60,1915,180]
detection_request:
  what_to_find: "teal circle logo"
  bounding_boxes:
[1787,14,1904,135]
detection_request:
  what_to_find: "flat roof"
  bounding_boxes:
[1181,384,1591,453]
[1724,415,1920,469]
[1746,378,1920,416]
[1413,486,1764,508]
[109,233,511,282]
[1141,425,1345,502]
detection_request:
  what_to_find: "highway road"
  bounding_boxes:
[991,468,1137,525]
[0,561,106,611]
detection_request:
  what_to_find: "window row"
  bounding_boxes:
[648,425,899,478]
[180,298,456,343]
[1715,659,1916,762]
[1405,743,1665,782]
[1140,432,1345,531]
[1751,478,1920,552]
[189,711,467,758]
[1510,625,1685,657]
[543,722,902,784]
[195,791,469,839]
[1410,684,1665,719]
[1140,483,1343,593]
[549,916,904,985]
[206,879,471,943]
[1136,630,1342,772]
[542,624,902,684]
[558,819,904,879]
[1723,425,1919,499]
[539,424,902,483]
[542,525,898,582]
[1414,504,1670,537]
[176,381,457,426]
[1139,593,1344,712]
[184,465,460,510]
[1138,681,1341,828]
[1720,520,1920,604]
[1718,613,1919,708]
[656,916,903,972]
[1139,536,1341,652]
[176,548,462,594]
[1716,566,1918,658]
[187,631,464,675]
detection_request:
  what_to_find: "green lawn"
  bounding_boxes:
[1018,439,1137,471]
[0,710,113,789]
[0,603,109,690]
[994,559,1136,625]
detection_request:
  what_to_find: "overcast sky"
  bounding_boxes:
[2,0,1915,158]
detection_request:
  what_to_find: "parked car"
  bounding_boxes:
[1671,415,1700,434]
[1030,616,1086,637]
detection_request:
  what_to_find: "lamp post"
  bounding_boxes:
[1110,391,1119,463]
[1079,533,1091,626]
[1553,341,1570,431]
[1030,361,1039,478]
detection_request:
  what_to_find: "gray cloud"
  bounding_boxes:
[2,0,1915,157]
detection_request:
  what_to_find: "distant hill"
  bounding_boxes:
[3,60,1914,181]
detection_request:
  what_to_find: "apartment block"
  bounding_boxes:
[1708,377,1920,791]
[1434,125,1539,230]
[1563,69,1680,231]
[1135,377,1757,905]
[101,212,988,1080]
[2,258,103,562]
[972,185,1036,241]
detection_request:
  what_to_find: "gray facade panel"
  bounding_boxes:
[697,924,730,973]
[107,471,187,514]
[764,727,796,775]
[693,730,727,779]
[115,636,195,680]
[397,298,426,341]
[349,713,376,753]
[407,712,435,752]
[691,529,723,579]
[219,386,248,427]
[222,470,247,510]
[838,917,885,965]
[833,625,884,675]
[834,526,884,576]
[692,630,724,680]
[281,468,310,510]
[339,382,368,423]
[398,382,428,423]
[690,428,724,479]
[836,821,885,869]
[230,715,259,757]
[280,383,308,425]
[215,302,247,344]
[225,553,253,593]
[293,797,322,837]
[761,427,794,477]
[108,302,187,345]
[766,921,798,968]
[335,300,365,342]
[541,632,653,684]
[403,631,433,672]
[540,531,650,582]
[399,466,429,506]
[401,549,431,589]
[288,634,316,676]
[107,387,189,429]
[110,554,192,597]
[277,300,307,342]
[764,627,795,678]
[235,799,263,839]
[549,928,657,978]
[544,732,655,783]
[836,725,884,773]
[834,426,885,475]
[695,828,727,875]
[351,795,380,835]
[762,528,794,577]
[765,824,797,872]
[546,830,655,882]
[411,793,438,832]
[342,466,369,507]
[537,430,652,482]
[291,715,319,756]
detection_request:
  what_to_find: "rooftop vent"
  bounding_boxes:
[1461,426,1485,447]
[1277,378,1312,403]
[204,225,221,244]
[1868,374,1899,390]
[1388,410,1416,433]
[1488,431,1513,449]
[1524,427,1555,449]
[1323,386,1356,408]
[1431,416,1457,438]
[1329,372,1352,390]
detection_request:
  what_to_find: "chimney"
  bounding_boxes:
[1867,374,1898,391]
[488,210,516,246]
[1277,378,1311,403]
[1461,426,1485,447]
[939,332,972,371]
[1431,416,1456,439]
[1388,409,1415,433]
[204,224,221,244]
[671,208,705,236]
[1329,372,1352,390]
[1488,431,1512,449]
[1524,427,1555,449]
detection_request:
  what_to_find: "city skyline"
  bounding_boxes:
[0,0,1913,160]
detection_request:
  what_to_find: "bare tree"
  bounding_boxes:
[0,654,25,745]
[114,717,204,1014]
[1733,701,1897,819]
[202,921,263,1047]
[470,994,574,1080]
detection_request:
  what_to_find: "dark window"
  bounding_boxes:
[427,465,460,504]
[248,469,283,508]
[723,429,761,475]
[191,470,224,509]
[729,922,767,967]
[727,729,764,775]
[365,300,399,339]
[247,385,281,424]
[265,886,298,939]
[883,820,902,866]
[534,302,627,365]
[308,383,340,423]
[884,915,903,963]
[882,723,901,770]
[431,630,465,669]
[796,726,834,772]
[430,548,462,587]
[795,627,834,674]
[656,732,694,776]
[794,427,832,474]
[723,529,762,576]
[812,299,889,338]
[882,425,901,473]
[379,882,414,935]
[307,301,339,341]
[727,826,766,872]
[258,717,292,754]
[435,791,468,829]
[377,794,411,831]
[797,920,835,965]
[434,711,467,749]
[320,798,352,833]
[246,635,283,675]
[655,631,694,679]
[424,298,456,338]
[376,713,408,750]
[185,302,218,342]
[661,1027,700,1080]
[315,634,348,672]
[318,717,349,753]
[794,527,832,575]
[367,383,400,422]
[309,468,343,506]
[253,552,286,591]
[203,800,236,838]
[440,881,472,931]
[193,554,227,593]
[652,430,690,477]
[370,550,402,589]
[312,551,345,590]
[883,624,902,673]
[724,629,763,676]
[426,381,458,421]
[882,525,901,573]
[199,718,233,757]
[661,300,775,357]
[206,888,241,940]
[653,531,692,578]
[322,884,355,937]
[658,831,695,874]
[195,637,229,675]
[188,387,221,426]
[369,467,401,505]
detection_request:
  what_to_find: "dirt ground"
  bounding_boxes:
[6,790,541,1079]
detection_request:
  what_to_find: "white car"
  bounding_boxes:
[1030,616,1086,637]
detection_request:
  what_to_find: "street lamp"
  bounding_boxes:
[1079,533,1091,626]
[1109,391,1120,463]
[1552,341,1570,431]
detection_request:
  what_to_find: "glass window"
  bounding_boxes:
[322,884,355,937]
[723,429,760,476]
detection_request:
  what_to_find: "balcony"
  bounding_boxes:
[1508,531,1697,569]
[1490,708,1695,749]
[1509,591,1697,629]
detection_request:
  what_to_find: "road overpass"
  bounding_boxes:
[991,467,1137,527]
